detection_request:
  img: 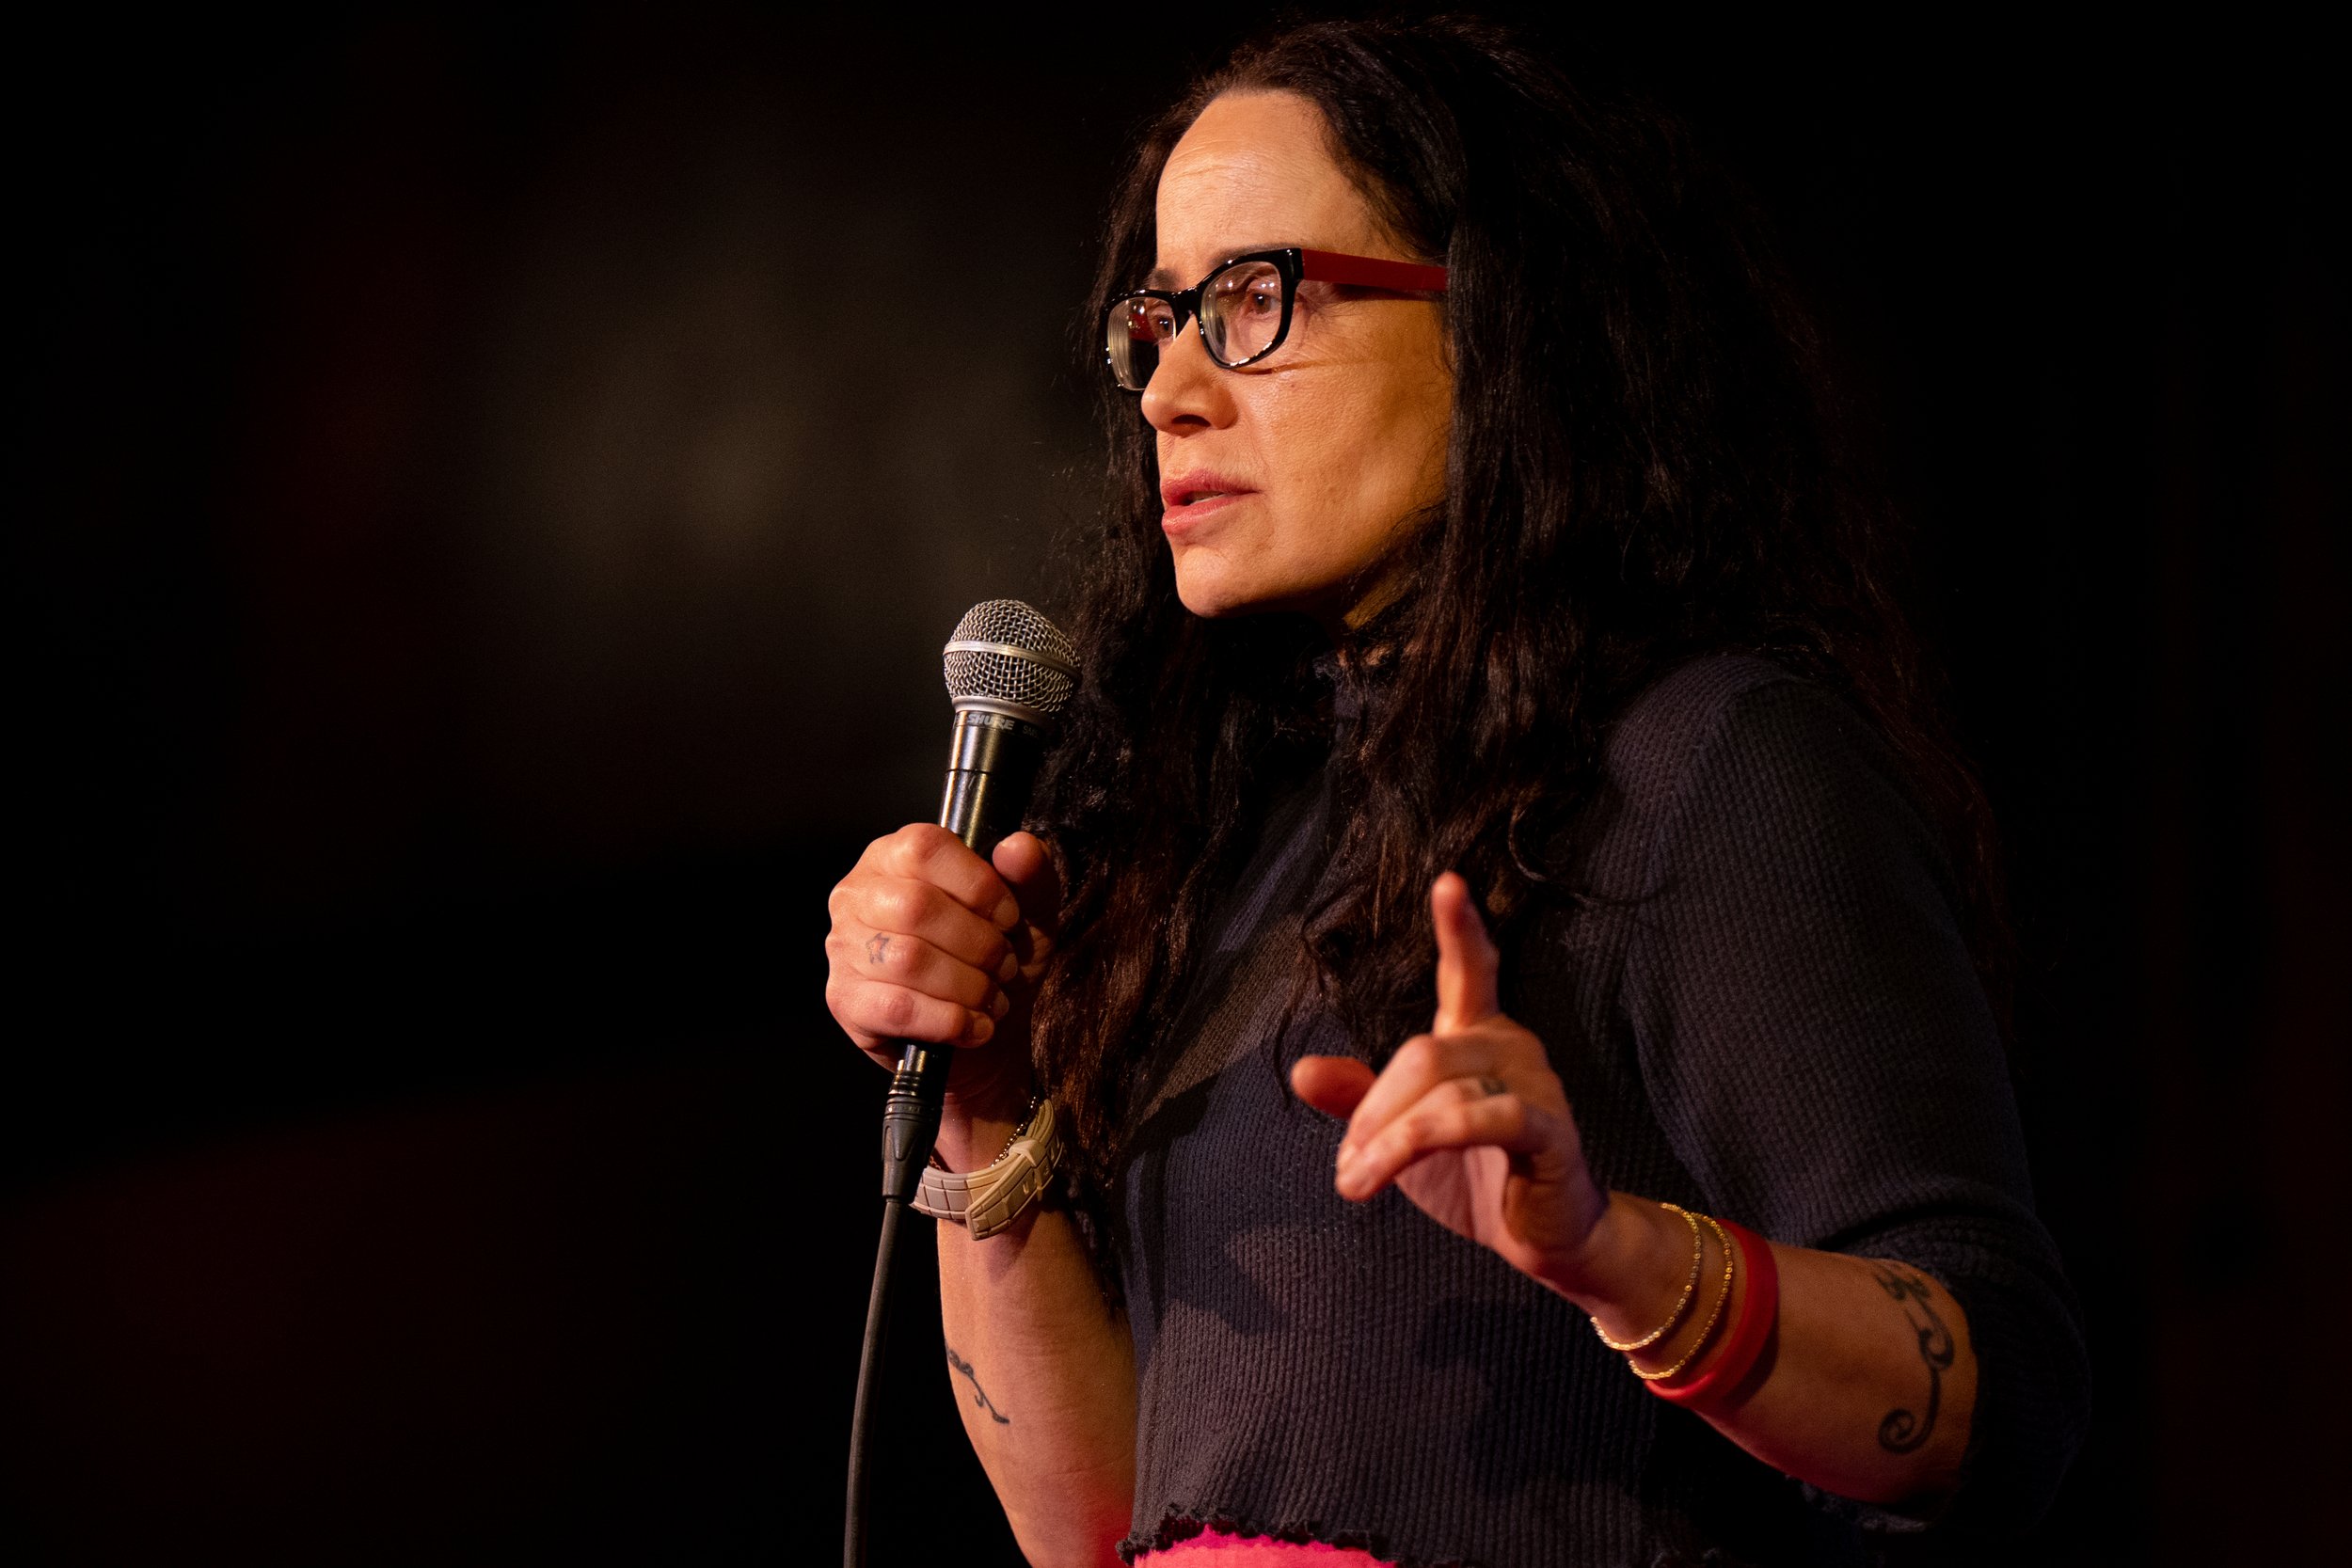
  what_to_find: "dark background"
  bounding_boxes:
[7,6,2344,1563]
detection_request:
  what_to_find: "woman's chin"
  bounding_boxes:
[1172,565,1262,620]
[1174,559,1381,634]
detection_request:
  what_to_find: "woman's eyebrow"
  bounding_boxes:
[1146,243,1301,289]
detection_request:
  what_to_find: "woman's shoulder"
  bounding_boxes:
[1600,650,1859,795]
[1586,651,1931,879]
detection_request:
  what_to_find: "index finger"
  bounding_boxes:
[880,824,1021,931]
[1431,871,1501,1032]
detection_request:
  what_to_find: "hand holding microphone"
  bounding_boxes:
[820,602,1077,1184]
[824,821,1060,1170]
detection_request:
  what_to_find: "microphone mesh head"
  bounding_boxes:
[943,600,1079,721]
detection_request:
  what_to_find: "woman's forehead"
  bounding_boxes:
[1153,91,1380,281]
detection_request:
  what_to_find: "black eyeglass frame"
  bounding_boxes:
[1103,246,1450,392]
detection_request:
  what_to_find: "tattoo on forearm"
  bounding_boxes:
[945,1343,1009,1425]
[866,934,891,965]
[1871,1267,1954,1454]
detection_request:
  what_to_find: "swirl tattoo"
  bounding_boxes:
[945,1342,1009,1425]
[1871,1267,1954,1454]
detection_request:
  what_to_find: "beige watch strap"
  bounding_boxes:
[913,1098,1064,1241]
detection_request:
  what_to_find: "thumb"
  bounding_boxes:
[1291,1055,1376,1118]
[992,832,1063,936]
[1431,871,1502,1033]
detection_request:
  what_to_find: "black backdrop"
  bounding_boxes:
[8,7,2344,1563]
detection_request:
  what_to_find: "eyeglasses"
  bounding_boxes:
[1103,247,1448,393]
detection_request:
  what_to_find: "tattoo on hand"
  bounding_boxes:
[866,934,891,965]
[946,1343,1009,1425]
[1871,1266,1954,1454]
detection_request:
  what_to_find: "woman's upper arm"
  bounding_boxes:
[1622,673,2090,1533]
[1626,676,2022,1241]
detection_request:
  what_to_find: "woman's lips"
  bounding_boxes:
[1160,476,1257,535]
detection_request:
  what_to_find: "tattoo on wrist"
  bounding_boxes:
[1871,1266,1954,1454]
[945,1342,1009,1425]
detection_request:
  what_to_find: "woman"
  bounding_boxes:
[824,18,2088,1567]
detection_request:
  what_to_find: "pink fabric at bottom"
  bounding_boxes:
[1139,1528,1395,1566]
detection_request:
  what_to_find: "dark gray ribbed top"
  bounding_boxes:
[1113,654,2090,1568]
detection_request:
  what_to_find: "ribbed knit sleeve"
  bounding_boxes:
[1621,670,2091,1540]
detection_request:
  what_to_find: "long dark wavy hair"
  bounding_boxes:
[1028,15,2005,1215]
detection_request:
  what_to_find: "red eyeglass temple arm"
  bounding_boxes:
[1297,247,1449,293]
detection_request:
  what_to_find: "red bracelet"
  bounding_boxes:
[1645,1218,1778,1409]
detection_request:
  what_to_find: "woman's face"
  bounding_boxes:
[1144,90,1453,629]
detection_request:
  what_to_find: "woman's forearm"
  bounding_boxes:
[935,1115,1136,1568]
[1574,1195,1977,1511]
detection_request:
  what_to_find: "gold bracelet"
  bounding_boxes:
[1594,1202,1706,1352]
[1631,1211,1738,1383]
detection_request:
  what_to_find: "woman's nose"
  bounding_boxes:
[1139,320,1232,435]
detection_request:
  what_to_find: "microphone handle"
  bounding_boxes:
[880,709,1045,1202]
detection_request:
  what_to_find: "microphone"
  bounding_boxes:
[849,600,1077,1568]
[879,599,1078,1204]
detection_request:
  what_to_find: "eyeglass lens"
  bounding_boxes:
[1201,259,1288,365]
[1108,297,1173,392]
[1105,257,1292,391]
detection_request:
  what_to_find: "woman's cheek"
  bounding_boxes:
[1318,392,1440,566]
